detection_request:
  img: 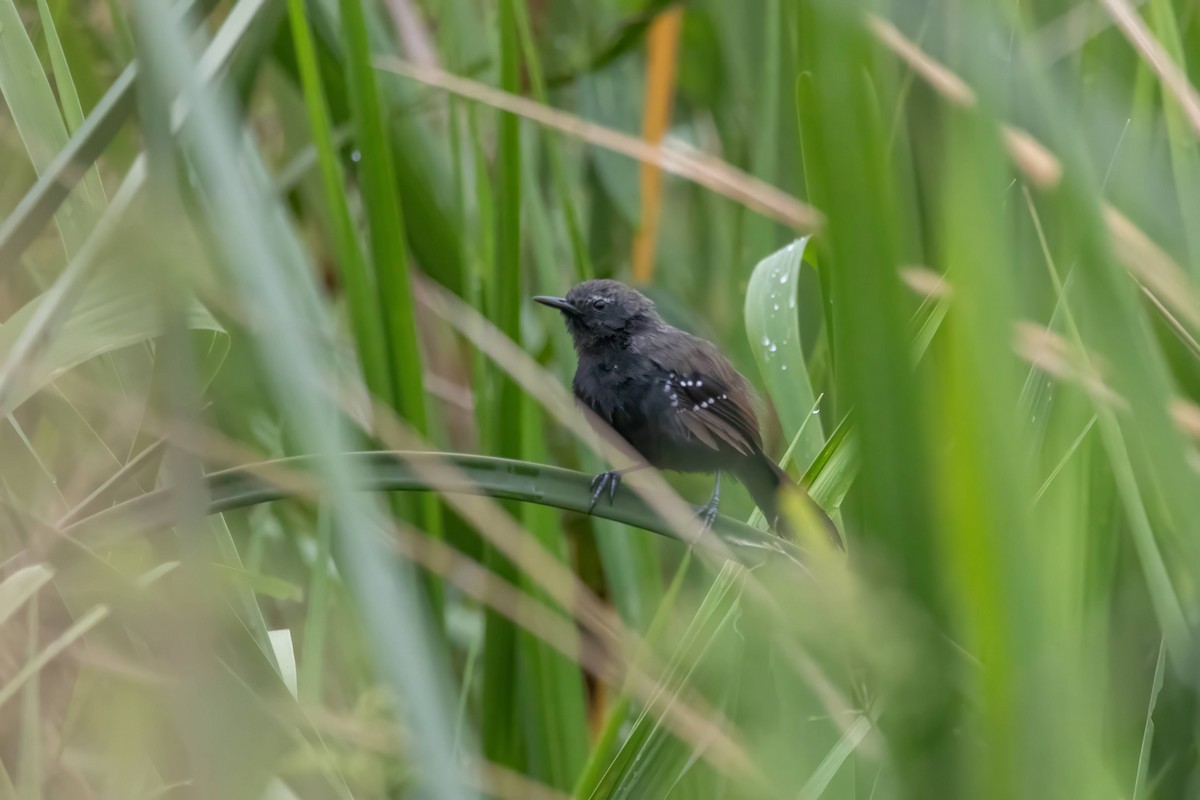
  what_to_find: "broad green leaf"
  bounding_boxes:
[745,237,825,467]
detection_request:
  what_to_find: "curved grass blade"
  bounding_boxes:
[60,453,798,565]
[745,237,825,467]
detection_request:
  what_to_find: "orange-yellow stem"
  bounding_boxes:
[632,6,684,284]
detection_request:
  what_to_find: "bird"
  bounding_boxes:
[535,279,838,545]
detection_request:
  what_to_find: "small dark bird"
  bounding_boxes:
[536,279,837,544]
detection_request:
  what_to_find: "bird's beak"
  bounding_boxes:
[534,295,579,315]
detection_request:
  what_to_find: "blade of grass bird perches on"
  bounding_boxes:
[50,364,788,571]
[866,13,1200,335]
[372,57,823,233]
[57,450,787,647]
[42,367,792,565]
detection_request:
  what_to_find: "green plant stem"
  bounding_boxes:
[60,452,799,564]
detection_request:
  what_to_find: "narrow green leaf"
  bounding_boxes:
[480,0,526,772]
[35,0,106,212]
[572,549,692,798]
[299,504,334,704]
[337,0,444,624]
[213,563,304,602]
[798,715,873,800]
[286,0,391,405]
[1132,638,1167,800]
[0,0,96,251]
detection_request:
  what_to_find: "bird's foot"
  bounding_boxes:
[588,471,622,512]
[695,471,721,532]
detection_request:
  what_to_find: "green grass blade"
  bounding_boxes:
[35,0,106,210]
[298,504,333,704]
[0,63,133,271]
[61,453,793,563]
[336,0,443,623]
[286,0,390,406]
[517,394,589,790]
[584,563,748,799]
[335,0,425,423]
[571,549,692,798]
[1132,638,1167,800]
[0,0,96,252]
[479,0,527,773]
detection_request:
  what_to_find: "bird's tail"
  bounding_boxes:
[736,452,842,549]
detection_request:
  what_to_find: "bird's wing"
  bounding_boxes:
[644,332,764,456]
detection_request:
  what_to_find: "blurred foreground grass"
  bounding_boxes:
[2,0,1200,797]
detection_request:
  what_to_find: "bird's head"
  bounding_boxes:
[534,279,659,350]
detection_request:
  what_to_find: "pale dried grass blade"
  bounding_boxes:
[373,57,823,232]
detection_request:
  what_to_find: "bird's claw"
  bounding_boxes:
[588,471,621,512]
[697,499,719,531]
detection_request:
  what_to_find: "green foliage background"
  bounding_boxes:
[1,0,1198,798]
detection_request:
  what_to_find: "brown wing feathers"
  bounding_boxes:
[655,338,763,456]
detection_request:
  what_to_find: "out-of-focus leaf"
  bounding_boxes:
[0,565,54,629]
[0,268,228,415]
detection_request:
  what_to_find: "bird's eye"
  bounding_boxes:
[592,298,608,310]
